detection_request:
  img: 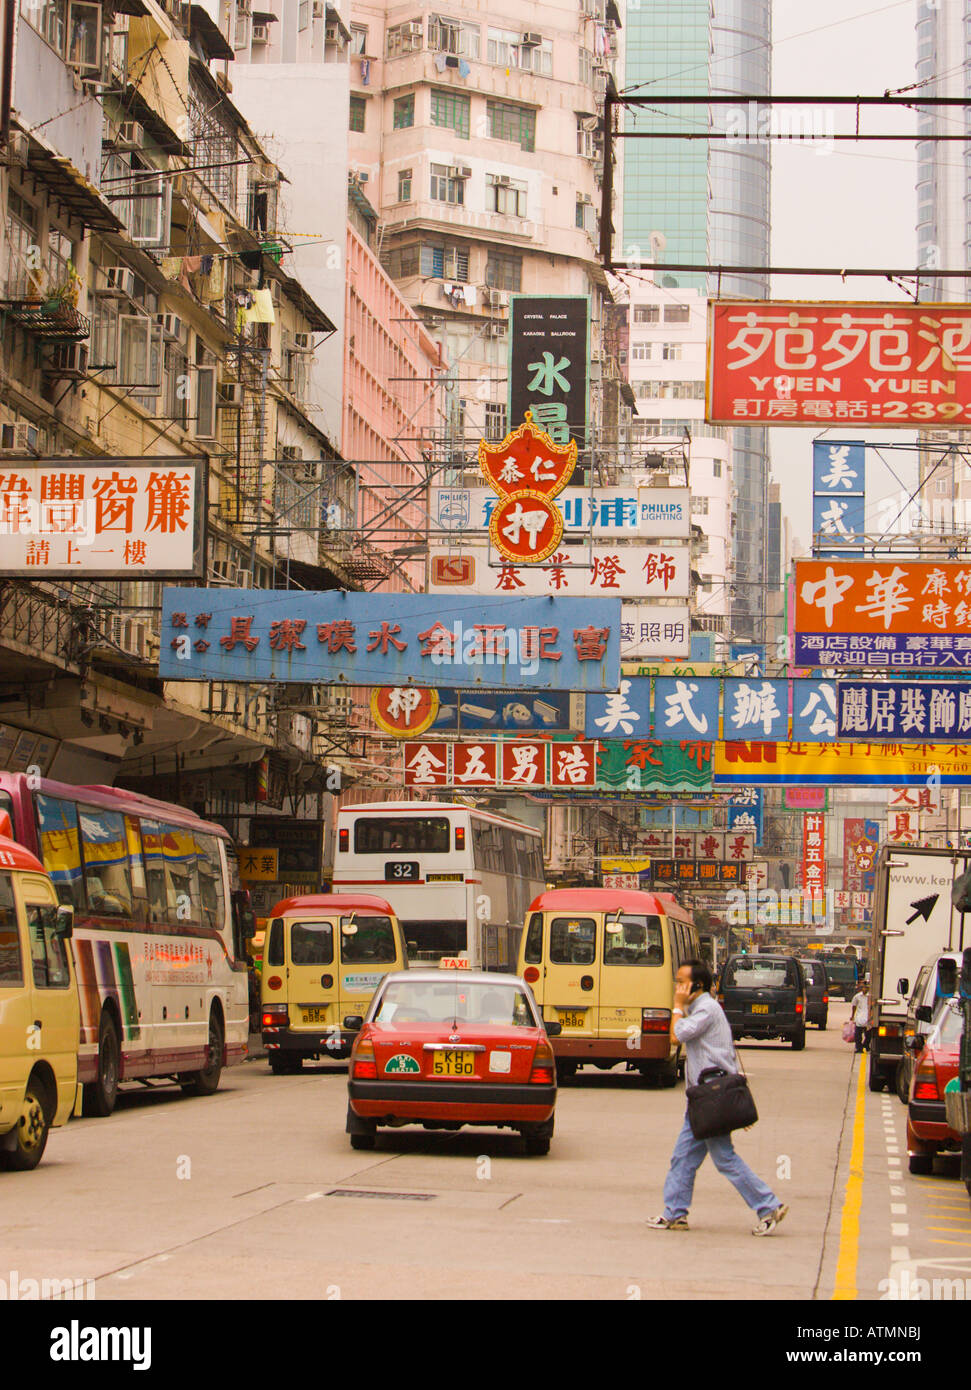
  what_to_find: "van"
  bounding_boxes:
[895,951,962,1103]
[718,953,807,1049]
[0,821,79,1170]
[516,888,700,1086]
[260,894,408,1072]
[798,958,829,1029]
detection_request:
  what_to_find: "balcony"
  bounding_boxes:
[0,297,91,341]
[383,199,542,245]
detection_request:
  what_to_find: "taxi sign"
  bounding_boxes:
[439,957,471,969]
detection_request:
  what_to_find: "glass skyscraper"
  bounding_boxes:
[622,0,773,641]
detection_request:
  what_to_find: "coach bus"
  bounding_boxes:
[0,773,252,1116]
[332,801,545,970]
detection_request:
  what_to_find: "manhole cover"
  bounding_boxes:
[326,1189,436,1202]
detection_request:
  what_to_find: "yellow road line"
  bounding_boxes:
[929,1225,971,1233]
[931,1238,971,1246]
[833,1056,867,1301]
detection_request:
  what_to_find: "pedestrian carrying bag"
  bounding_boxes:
[685,1059,758,1141]
[841,1020,856,1044]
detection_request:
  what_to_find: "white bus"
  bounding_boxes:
[332,802,545,970]
[0,773,253,1116]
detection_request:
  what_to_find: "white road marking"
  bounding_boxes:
[891,1246,911,1262]
[890,1186,906,1196]
[891,1204,907,1215]
[892,1223,910,1237]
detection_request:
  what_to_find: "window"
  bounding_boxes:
[427,15,479,58]
[661,342,683,361]
[486,99,535,151]
[195,363,217,438]
[430,163,465,205]
[488,174,527,217]
[691,496,709,515]
[298,0,309,29]
[397,168,413,201]
[103,151,171,247]
[290,920,334,965]
[472,818,504,873]
[195,834,225,933]
[353,816,450,854]
[487,27,519,65]
[27,904,71,989]
[519,37,552,74]
[713,461,722,477]
[634,305,659,323]
[603,915,664,966]
[664,304,690,323]
[386,19,422,57]
[430,89,470,139]
[420,243,469,281]
[575,196,593,231]
[630,342,651,361]
[549,917,596,965]
[485,251,521,291]
[78,805,132,916]
[22,0,101,70]
[266,918,285,966]
[161,823,200,926]
[0,874,23,987]
[349,23,367,53]
[35,796,83,909]
[523,912,543,963]
[47,226,73,291]
[340,915,397,963]
[384,243,420,278]
[4,189,38,297]
[579,46,594,85]
[577,115,596,158]
[349,95,366,132]
[393,94,414,129]
[485,401,506,439]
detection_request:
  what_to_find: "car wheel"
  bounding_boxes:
[180,1010,224,1096]
[641,1056,679,1087]
[791,1027,806,1051]
[555,1061,577,1085]
[83,1011,121,1117]
[868,1055,886,1093]
[523,1120,553,1156]
[818,1015,828,1031]
[895,1061,910,1106]
[350,1132,376,1150]
[0,1077,52,1171]
[908,1152,934,1175]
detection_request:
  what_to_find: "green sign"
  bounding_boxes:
[595,740,714,793]
[384,1053,420,1074]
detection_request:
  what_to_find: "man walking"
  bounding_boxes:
[647,959,789,1235]
[849,985,869,1053]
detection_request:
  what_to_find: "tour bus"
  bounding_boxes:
[332,802,545,970]
[0,773,252,1116]
[0,815,79,1169]
[516,887,701,1085]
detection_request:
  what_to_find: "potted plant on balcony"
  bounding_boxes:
[41,261,82,325]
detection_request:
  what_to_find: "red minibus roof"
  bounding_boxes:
[0,835,46,874]
[528,888,692,920]
[268,893,397,918]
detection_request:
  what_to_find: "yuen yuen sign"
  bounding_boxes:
[707,301,971,428]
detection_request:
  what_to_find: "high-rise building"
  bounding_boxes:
[622,0,773,643]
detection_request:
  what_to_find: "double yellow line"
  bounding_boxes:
[833,1055,867,1300]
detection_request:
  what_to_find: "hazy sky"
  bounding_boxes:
[769,0,919,555]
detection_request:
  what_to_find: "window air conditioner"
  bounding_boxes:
[157,313,184,339]
[252,21,269,41]
[293,333,313,350]
[280,445,304,460]
[0,422,39,453]
[521,31,542,45]
[5,131,28,168]
[43,342,89,376]
[406,21,422,37]
[217,382,244,408]
[578,192,592,205]
[104,266,136,296]
[493,174,511,186]
[325,20,338,40]
[117,121,144,148]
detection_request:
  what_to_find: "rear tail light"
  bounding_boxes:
[352,1041,377,1079]
[795,997,804,1015]
[822,995,829,1004]
[529,1039,555,1084]
[914,1063,939,1101]
[523,966,540,985]
[338,827,349,852]
[262,1005,288,1028]
[642,1008,671,1033]
[879,1024,899,1038]
[455,826,465,851]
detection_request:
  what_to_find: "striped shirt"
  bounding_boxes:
[673,992,737,1087]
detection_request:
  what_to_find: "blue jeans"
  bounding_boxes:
[662,1113,779,1221]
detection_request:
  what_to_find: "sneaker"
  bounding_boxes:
[752,1204,789,1236]
[646,1214,689,1230]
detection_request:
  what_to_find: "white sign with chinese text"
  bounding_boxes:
[619,605,691,659]
[0,460,203,577]
[427,544,691,598]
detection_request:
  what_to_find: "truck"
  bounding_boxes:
[867,844,971,1094]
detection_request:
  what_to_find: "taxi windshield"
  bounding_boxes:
[374,980,537,1028]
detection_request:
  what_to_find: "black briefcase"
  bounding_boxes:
[686,1066,758,1140]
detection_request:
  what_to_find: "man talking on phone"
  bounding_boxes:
[646,960,789,1236]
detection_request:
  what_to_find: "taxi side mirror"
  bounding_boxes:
[545,1020,562,1037]
[343,1015,364,1032]
[897,977,910,997]
[54,905,74,939]
[915,1004,933,1024]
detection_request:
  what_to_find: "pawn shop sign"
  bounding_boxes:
[489,490,564,564]
[371,686,440,738]
[479,411,578,500]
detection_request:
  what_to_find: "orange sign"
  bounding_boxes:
[371,687,440,738]
[489,491,564,564]
[478,412,577,500]
[795,560,971,635]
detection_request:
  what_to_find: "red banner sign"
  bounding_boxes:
[707,301,971,427]
[802,811,825,893]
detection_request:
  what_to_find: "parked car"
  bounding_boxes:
[895,952,962,1104]
[718,953,807,1049]
[906,997,963,1174]
[798,959,829,1029]
[345,969,558,1154]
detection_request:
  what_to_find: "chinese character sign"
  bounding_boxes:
[159,591,623,691]
[509,296,590,447]
[812,440,866,557]
[431,486,691,539]
[801,812,826,894]
[0,460,204,577]
[715,743,971,788]
[794,559,971,668]
[427,544,691,598]
[837,681,971,739]
[708,301,971,427]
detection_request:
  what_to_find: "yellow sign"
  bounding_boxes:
[714,742,971,787]
[601,856,652,872]
[239,848,279,881]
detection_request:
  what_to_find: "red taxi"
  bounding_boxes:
[906,999,963,1174]
[345,969,558,1155]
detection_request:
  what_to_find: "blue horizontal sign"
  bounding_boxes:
[159,590,622,690]
[795,634,971,669]
[837,681,971,740]
[584,676,840,741]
